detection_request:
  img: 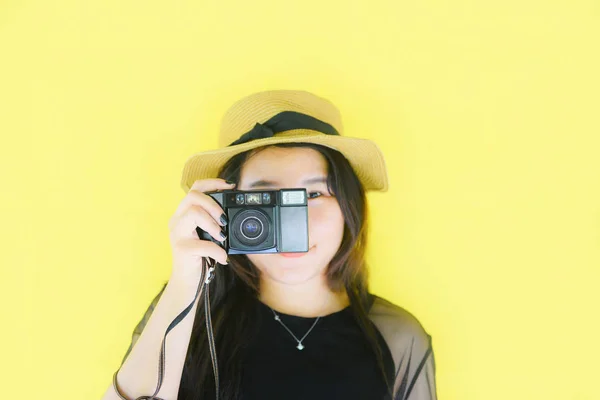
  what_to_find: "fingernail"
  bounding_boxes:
[220,230,226,240]
[225,180,236,185]
[220,213,228,226]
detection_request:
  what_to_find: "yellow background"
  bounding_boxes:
[1,1,599,399]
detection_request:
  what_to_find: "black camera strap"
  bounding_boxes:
[112,257,220,400]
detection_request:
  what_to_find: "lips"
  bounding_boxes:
[279,253,306,258]
[279,246,314,258]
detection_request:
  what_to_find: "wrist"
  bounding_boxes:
[164,276,204,303]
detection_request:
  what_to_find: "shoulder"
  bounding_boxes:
[368,295,439,399]
[367,294,432,351]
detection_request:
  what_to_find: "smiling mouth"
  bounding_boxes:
[279,246,314,258]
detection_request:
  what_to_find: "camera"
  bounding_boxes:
[196,188,309,255]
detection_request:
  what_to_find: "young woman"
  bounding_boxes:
[104,90,438,400]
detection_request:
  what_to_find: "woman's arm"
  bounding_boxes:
[101,279,203,400]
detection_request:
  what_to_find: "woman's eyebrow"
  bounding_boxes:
[247,176,327,188]
[302,177,328,185]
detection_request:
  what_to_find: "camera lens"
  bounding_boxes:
[231,209,270,247]
[241,217,262,239]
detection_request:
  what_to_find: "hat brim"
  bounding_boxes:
[180,129,389,193]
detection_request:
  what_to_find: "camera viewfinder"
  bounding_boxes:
[246,193,262,205]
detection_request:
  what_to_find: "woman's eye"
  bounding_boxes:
[308,191,323,199]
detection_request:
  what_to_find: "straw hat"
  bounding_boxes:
[180,90,389,193]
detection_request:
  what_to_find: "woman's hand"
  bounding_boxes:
[167,178,235,286]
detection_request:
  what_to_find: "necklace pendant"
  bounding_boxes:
[297,343,304,350]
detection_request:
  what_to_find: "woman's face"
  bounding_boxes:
[237,146,345,286]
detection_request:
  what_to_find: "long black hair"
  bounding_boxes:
[177,142,392,399]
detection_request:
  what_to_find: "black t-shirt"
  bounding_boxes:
[121,284,437,400]
[239,298,396,400]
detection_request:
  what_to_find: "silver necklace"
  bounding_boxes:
[269,307,321,351]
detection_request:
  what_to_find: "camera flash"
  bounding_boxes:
[281,190,306,205]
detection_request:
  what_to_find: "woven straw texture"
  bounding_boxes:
[180,90,389,193]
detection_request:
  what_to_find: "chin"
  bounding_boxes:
[263,268,323,286]
[252,252,332,285]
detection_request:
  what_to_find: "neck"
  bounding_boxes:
[258,275,350,318]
